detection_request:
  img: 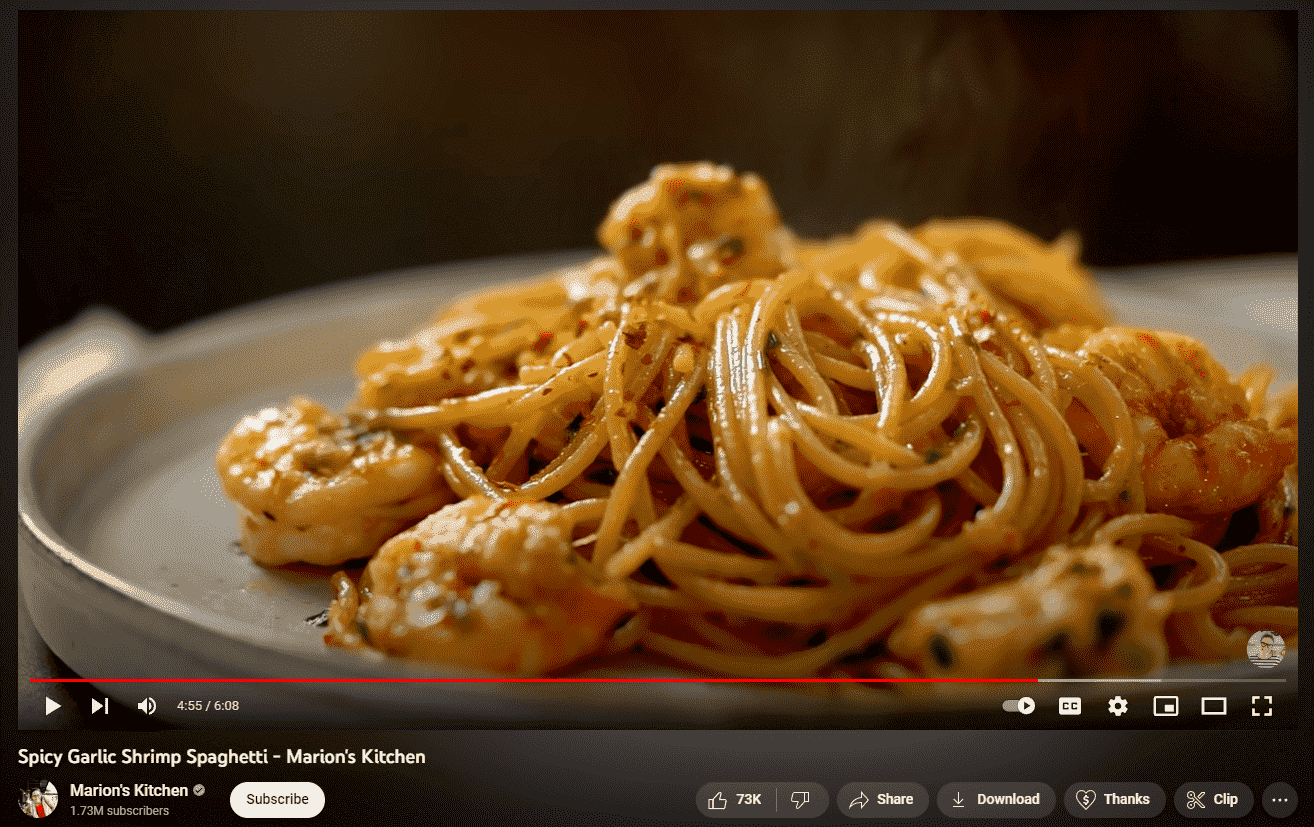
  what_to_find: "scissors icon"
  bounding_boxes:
[1187,791,1206,809]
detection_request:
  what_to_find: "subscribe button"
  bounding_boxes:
[230,782,325,818]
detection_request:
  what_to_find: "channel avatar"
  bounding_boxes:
[1247,630,1286,668]
[19,781,58,818]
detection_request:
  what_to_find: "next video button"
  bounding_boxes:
[230,782,325,818]
[1064,783,1165,818]
[936,783,1055,818]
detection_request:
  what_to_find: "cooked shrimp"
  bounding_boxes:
[216,396,454,566]
[598,162,790,302]
[325,496,637,674]
[1080,328,1296,516]
[1253,462,1297,546]
[355,263,621,410]
[887,543,1172,678]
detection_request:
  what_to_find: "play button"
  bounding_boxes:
[45,697,60,715]
[1018,697,1036,715]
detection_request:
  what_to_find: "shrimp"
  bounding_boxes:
[325,496,638,674]
[597,162,790,302]
[354,263,621,410]
[886,543,1172,678]
[1253,462,1298,546]
[1080,328,1296,517]
[216,396,454,567]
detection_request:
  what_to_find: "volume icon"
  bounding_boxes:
[138,697,157,715]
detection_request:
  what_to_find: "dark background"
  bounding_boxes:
[17,9,1298,351]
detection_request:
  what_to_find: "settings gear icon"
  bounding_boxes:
[1108,695,1129,716]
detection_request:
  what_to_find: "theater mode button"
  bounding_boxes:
[230,782,325,818]
[1064,783,1165,818]
[936,783,1055,818]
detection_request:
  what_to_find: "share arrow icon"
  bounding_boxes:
[850,791,870,810]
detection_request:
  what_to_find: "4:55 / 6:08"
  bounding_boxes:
[176,700,240,712]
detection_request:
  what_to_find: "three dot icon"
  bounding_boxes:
[1261,783,1297,818]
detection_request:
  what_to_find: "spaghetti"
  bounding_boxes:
[215,163,1298,679]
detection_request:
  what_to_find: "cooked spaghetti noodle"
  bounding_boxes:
[215,162,1298,679]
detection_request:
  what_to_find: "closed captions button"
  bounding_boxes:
[230,782,325,818]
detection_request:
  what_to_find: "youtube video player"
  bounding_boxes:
[11,8,1309,825]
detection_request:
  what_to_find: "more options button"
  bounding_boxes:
[1064,782,1165,818]
[936,783,1055,818]
[1173,782,1253,818]
[837,782,929,819]
[230,782,325,818]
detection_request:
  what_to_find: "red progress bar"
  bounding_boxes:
[32,677,1038,683]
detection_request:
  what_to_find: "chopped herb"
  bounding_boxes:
[637,559,674,587]
[718,236,745,266]
[924,447,943,464]
[1095,609,1126,647]
[765,330,781,350]
[566,413,585,438]
[928,634,954,669]
[610,612,638,636]
[1118,489,1130,503]
[872,513,900,532]
[623,327,647,349]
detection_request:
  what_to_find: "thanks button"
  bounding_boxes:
[1064,783,1165,818]
[230,782,325,818]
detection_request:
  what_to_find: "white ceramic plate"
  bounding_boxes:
[17,252,1297,727]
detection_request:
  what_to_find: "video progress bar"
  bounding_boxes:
[1037,678,1287,683]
